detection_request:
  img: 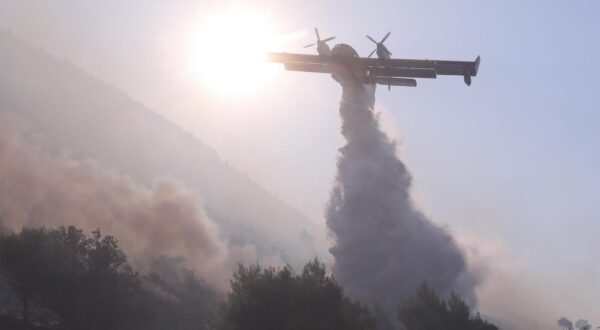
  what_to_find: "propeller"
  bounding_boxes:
[366,32,392,58]
[303,27,335,48]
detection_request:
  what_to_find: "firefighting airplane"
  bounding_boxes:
[267,28,480,89]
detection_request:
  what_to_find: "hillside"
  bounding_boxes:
[0,30,323,265]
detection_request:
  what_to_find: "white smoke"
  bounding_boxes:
[326,80,479,314]
[0,112,252,290]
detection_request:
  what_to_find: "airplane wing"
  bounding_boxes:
[282,62,331,74]
[362,56,480,76]
[266,53,332,74]
[266,53,328,65]
[363,56,480,85]
[267,52,480,86]
[266,52,418,87]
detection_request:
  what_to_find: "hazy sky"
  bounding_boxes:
[1,0,599,327]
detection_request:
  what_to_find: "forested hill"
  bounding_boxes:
[0,30,322,264]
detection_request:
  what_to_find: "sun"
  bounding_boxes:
[188,8,284,95]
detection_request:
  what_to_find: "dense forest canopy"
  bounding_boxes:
[0,225,496,330]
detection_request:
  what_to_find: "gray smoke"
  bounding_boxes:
[326,80,479,313]
[0,113,251,290]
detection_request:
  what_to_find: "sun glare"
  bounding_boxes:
[188,8,285,95]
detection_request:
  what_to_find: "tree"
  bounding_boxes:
[209,258,377,330]
[0,227,51,326]
[446,292,472,329]
[397,283,498,330]
[574,319,591,330]
[557,316,594,330]
[372,304,397,330]
[48,227,142,330]
[139,256,220,330]
[0,226,143,330]
[558,317,574,330]
[397,283,447,330]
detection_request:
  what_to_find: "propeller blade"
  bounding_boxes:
[315,27,320,41]
[368,48,376,58]
[303,43,317,48]
[381,31,391,43]
[366,35,378,44]
[321,36,336,42]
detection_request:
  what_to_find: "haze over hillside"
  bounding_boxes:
[0,30,326,268]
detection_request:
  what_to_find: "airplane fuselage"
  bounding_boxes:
[327,43,371,85]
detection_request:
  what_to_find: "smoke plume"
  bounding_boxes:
[326,81,479,312]
[0,113,247,289]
